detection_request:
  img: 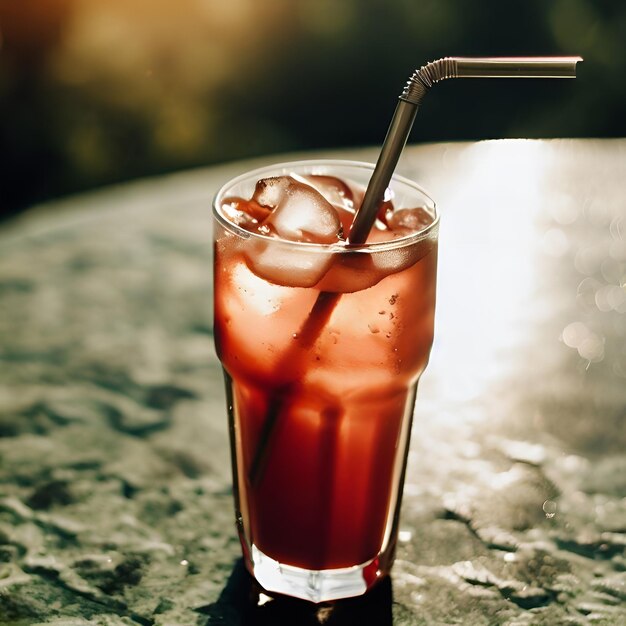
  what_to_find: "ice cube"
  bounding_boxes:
[316,233,436,293]
[316,247,414,293]
[243,238,333,288]
[315,252,379,293]
[303,174,355,211]
[231,176,341,287]
[387,206,433,234]
[221,196,272,231]
[261,177,342,244]
[253,177,291,209]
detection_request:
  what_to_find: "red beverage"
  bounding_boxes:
[213,161,438,602]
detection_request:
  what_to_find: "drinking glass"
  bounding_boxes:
[212,160,439,602]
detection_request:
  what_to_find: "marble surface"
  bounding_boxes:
[0,139,625,625]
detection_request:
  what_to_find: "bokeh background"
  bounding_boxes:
[1,0,624,219]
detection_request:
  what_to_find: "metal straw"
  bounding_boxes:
[347,56,583,244]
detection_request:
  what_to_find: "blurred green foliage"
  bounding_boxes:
[0,0,624,216]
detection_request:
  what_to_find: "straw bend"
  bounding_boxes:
[401,56,583,106]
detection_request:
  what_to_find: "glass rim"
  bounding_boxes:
[212,159,439,253]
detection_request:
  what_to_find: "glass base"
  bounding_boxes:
[248,544,381,603]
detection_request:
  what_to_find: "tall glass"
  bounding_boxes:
[212,160,439,603]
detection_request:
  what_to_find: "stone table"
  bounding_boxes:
[1,140,625,625]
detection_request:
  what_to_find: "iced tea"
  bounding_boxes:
[213,161,438,602]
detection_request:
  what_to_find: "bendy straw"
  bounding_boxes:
[347,56,583,244]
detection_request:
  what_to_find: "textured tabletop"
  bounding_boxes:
[0,139,625,625]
